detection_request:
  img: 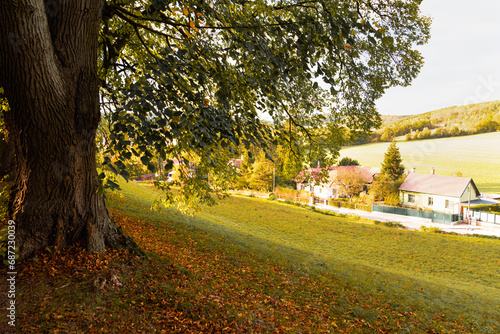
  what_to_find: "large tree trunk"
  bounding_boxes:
[0,0,140,260]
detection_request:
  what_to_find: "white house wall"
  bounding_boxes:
[400,191,462,214]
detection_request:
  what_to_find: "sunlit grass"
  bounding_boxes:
[17,180,499,332]
[114,181,500,330]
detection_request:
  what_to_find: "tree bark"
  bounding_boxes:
[0,0,141,260]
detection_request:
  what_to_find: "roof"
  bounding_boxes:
[294,166,334,183]
[464,198,499,206]
[399,173,481,198]
[294,166,379,184]
[138,173,155,180]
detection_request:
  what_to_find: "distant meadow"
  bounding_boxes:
[340,132,500,194]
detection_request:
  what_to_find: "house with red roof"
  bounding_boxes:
[294,166,380,200]
[399,173,481,214]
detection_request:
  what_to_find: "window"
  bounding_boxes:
[408,194,415,203]
[445,200,450,208]
[428,197,433,206]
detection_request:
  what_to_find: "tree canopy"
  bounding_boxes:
[338,157,360,166]
[97,0,430,208]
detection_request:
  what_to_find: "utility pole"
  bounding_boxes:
[273,167,275,194]
[468,182,471,228]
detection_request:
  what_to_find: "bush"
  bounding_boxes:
[384,193,400,206]
[356,204,373,212]
[328,200,341,208]
[268,194,277,201]
[374,221,406,229]
[338,157,360,166]
[343,202,356,209]
[326,200,372,212]
[420,225,443,233]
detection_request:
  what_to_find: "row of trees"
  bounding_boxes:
[404,120,500,141]
[355,118,500,145]
[345,100,500,146]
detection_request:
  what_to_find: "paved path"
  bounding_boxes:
[314,203,500,237]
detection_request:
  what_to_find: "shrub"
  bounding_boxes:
[356,204,373,212]
[384,193,400,206]
[420,225,443,233]
[268,194,277,201]
[337,157,360,166]
[374,221,406,229]
[384,221,406,229]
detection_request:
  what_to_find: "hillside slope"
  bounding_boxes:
[379,100,500,141]
[348,101,500,145]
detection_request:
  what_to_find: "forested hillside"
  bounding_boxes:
[351,101,500,144]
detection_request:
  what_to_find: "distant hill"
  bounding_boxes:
[380,115,408,125]
[352,101,500,144]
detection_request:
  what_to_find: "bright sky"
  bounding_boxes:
[376,0,500,116]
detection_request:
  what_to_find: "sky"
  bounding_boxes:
[375,0,500,116]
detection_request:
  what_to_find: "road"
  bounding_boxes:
[314,203,500,237]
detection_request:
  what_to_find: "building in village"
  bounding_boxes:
[398,172,482,214]
[294,166,380,200]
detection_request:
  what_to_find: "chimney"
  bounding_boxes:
[431,167,435,175]
[411,167,416,173]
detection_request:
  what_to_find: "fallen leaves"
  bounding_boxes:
[12,204,495,333]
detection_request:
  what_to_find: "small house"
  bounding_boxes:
[294,166,379,200]
[399,173,480,214]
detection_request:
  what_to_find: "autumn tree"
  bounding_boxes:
[334,169,366,201]
[0,0,430,259]
[247,150,274,192]
[275,144,303,187]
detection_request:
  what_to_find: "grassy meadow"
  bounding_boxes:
[340,131,500,193]
[16,181,500,333]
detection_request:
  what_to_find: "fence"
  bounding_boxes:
[329,200,372,212]
[274,193,310,204]
[372,205,463,225]
[469,210,499,224]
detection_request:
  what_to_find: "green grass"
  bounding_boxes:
[18,180,500,332]
[340,131,500,193]
[119,182,500,330]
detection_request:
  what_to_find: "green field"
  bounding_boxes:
[117,182,500,330]
[19,181,500,332]
[340,132,500,193]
